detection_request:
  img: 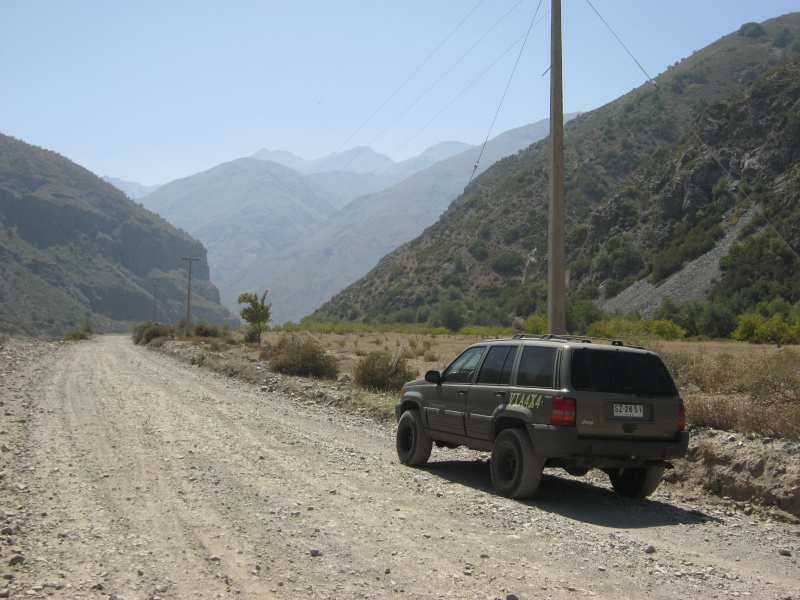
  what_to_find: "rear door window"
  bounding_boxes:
[476,346,518,385]
[516,346,557,388]
[571,349,677,396]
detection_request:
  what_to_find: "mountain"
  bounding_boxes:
[314,14,800,330]
[253,142,474,209]
[0,133,234,338]
[102,176,162,200]
[253,146,392,175]
[138,158,337,311]
[265,117,572,323]
[595,53,800,322]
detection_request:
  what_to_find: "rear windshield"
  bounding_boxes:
[570,349,677,396]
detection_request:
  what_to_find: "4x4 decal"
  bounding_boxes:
[508,392,546,409]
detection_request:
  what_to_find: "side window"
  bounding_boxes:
[476,346,517,385]
[442,346,486,384]
[498,346,518,385]
[516,346,557,388]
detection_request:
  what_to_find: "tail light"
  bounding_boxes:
[551,396,576,427]
[678,403,686,431]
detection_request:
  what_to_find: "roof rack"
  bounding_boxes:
[511,333,626,347]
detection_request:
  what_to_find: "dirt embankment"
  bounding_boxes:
[1,336,798,600]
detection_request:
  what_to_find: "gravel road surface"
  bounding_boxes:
[1,336,798,599]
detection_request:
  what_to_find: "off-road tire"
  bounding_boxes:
[396,410,433,467]
[606,466,664,497]
[490,428,544,499]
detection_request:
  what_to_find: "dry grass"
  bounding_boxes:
[259,330,482,382]
[223,332,800,439]
[657,340,800,438]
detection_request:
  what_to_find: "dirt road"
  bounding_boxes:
[1,336,798,599]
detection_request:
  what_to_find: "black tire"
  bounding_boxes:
[396,410,432,467]
[490,428,544,499]
[606,466,664,498]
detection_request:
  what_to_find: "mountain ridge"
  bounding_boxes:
[0,133,234,338]
[265,117,572,323]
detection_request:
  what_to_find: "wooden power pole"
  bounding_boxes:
[548,0,566,334]
[181,257,199,329]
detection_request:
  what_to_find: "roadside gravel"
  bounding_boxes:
[1,336,798,599]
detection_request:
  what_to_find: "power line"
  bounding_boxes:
[312,0,488,183]
[321,0,531,204]
[468,0,545,187]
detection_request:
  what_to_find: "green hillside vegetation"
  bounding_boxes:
[0,134,233,338]
[313,14,800,339]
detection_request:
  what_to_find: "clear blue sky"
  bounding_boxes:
[1,1,796,185]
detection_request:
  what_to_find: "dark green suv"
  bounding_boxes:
[395,334,688,499]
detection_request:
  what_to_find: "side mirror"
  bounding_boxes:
[424,370,442,384]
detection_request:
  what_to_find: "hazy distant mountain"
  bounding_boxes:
[139,158,337,311]
[253,146,391,174]
[377,141,475,180]
[0,133,233,338]
[102,176,162,199]
[253,142,475,209]
[265,117,572,323]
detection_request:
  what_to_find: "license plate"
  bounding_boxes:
[613,403,643,418]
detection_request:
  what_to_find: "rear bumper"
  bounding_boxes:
[528,424,689,462]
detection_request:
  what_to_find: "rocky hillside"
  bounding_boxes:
[0,133,233,338]
[314,13,800,329]
[593,54,800,319]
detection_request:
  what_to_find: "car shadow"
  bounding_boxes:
[424,458,717,529]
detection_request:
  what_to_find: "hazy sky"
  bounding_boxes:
[2,1,796,184]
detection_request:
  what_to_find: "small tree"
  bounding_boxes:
[238,290,271,346]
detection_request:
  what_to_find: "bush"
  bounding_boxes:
[194,322,220,338]
[491,252,526,276]
[753,314,789,345]
[353,351,415,392]
[261,334,338,379]
[62,329,90,341]
[523,313,547,334]
[732,313,766,342]
[738,22,765,38]
[132,322,175,345]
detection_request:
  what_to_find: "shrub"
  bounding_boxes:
[435,301,466,332]
[243,327,261,344]
[194,322,220,338]
[132,322,175,345]
[732,313,765,342]
[738,22,765,38]
[753,314,789,345]
[468,240,488,260]
[353,351,415,392]
[523,313,547,334]
[62,329,90,341]
[491,252,526,276]
[261,334,338,379]
[646,319,686,340]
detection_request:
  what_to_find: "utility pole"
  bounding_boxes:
[181,257,199,331]
[548,0,566,334]
[152,283,158,322]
